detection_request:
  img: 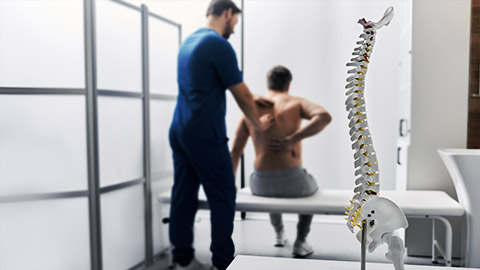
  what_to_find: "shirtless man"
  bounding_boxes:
[230,65,332,257]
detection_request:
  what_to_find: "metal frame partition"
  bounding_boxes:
[85,0,183,268]
[0,0,181,269]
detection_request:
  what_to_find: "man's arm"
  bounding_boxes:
[230,117,250,176]
[292,98,332,142]
[229,82,274,131]
[269,98,332,153]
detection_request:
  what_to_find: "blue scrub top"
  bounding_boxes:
[170,28,243,141]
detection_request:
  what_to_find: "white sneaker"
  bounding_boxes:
[274,230,287,247]
[177,258,212,270]
[292,239,314,257]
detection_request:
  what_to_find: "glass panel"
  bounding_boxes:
[0,0,84,88]
[96,0,142,92]
[98,97,143,187]
[149,18,180,95]
[150,100,175,177]
[0,95,87,196]
[141,1,208,44]
[0,198,90,270]
[101,185,146,270]
[152,179,172,254]
[150,99,175,253]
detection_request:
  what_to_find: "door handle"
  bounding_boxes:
[397,147,402,165]
[399,119,409,137]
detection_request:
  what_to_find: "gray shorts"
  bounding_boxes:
[249,166,318,198]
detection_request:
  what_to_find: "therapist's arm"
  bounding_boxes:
[229,82,274,131]
[230,117,250,176]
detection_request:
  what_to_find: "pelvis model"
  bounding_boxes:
[343,7,408,270]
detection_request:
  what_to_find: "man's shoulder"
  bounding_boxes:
[198,30,228,46]
[277,94,304,104]
[183,31,230,59]
[285,94,318,105]
[185,29,225,45]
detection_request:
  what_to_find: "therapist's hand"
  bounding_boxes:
[229,82,274,132]
[259,113,275,131]
[254,95,274,109]
[255,95,274,131]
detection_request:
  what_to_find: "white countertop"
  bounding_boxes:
[227,255,477,270]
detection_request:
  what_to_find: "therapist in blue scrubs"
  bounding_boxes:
[168,1,274,270]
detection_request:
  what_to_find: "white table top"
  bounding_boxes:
[235,188,464,216]
[158,188,464,217]
[227,255,477,270]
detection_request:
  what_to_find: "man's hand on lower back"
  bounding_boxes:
[268,136,297,157]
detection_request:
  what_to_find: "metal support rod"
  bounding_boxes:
[240,154,246,220]
[240,155,245,189]
[410,215,453,267]
[431,216,453,267]
[239,0,247,222]
[84,0,103,269]
[149,11,181,28]
[0,190,88,203]
[361,221,367,270]
[432,219,437,263]
[240,0,244,73]
[179,24,182,47]
[109,0,141,11]
[141,4,154,266]
[0,87,86,95]
[97,89,143,98]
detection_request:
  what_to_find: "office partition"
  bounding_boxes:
[0,0,181,269]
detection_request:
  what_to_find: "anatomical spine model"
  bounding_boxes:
[344,7,409,270]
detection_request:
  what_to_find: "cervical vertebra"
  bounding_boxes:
[344,7,408,270]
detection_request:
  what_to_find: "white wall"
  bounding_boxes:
[239,0,405,191]
[408,0,470,194]
[406,0,471,259]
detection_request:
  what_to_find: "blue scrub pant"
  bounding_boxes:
[169,131,236,270]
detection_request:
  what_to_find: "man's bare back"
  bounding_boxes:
[246,93,303,171]
[231,91,332,173]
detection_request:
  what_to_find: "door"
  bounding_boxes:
[396,0,413,191]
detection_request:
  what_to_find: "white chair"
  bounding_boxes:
[438,148,480,268]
